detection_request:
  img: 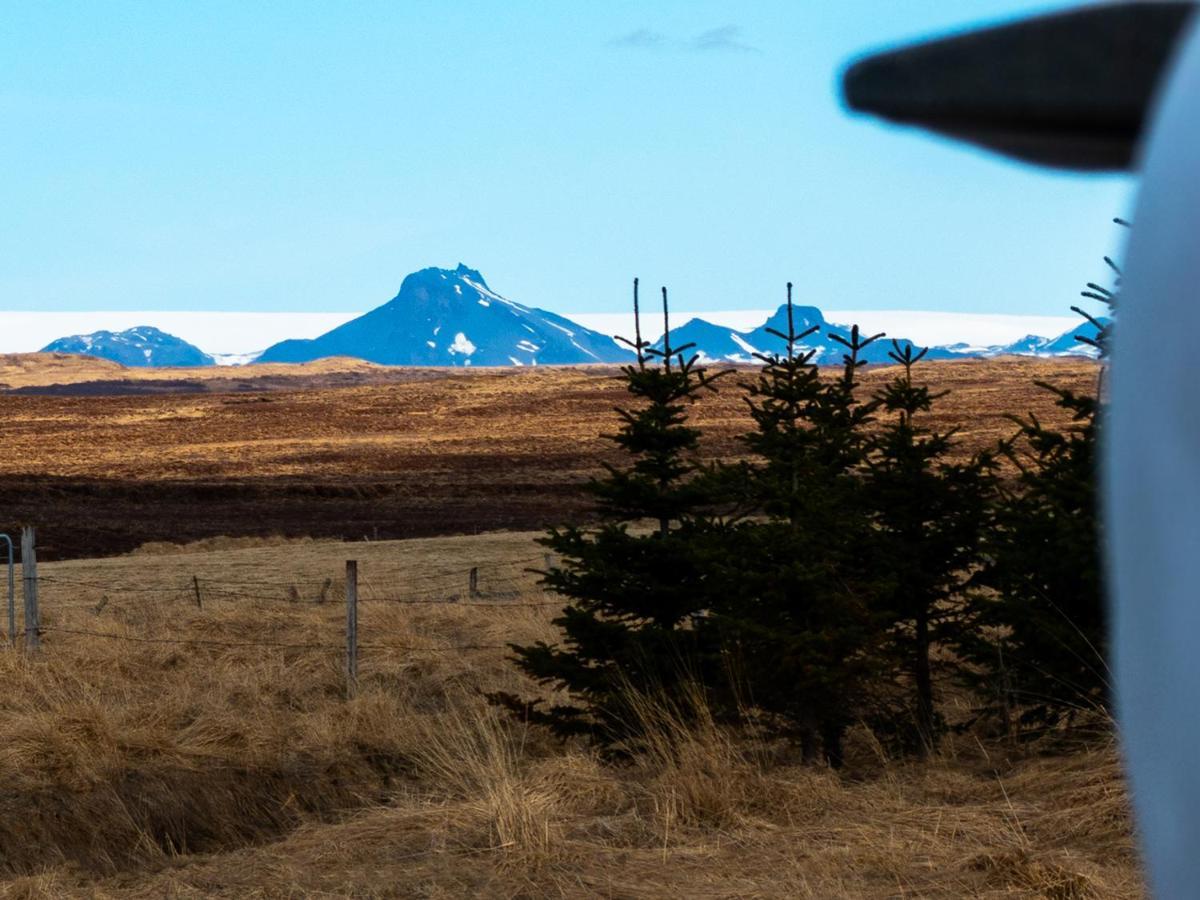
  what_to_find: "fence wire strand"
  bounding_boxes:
[40,555,551,598]
[41,572,558,609]
[30,554,559,657]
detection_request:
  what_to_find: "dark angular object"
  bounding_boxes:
[842,2,1196,171]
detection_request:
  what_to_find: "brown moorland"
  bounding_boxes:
[0,354,1098,560]
[0,352,398,391]
[0,531,1143,898]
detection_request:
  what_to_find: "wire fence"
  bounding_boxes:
[8,542,569,685]
[36,554,561,609]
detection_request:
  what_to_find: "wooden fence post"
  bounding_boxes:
[345,560,358,697]
[21,527,38,653]
[469,566,479,598]
[4,534,14,647]
[192,575,203,609]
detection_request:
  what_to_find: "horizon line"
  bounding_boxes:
[0,308,1086,356]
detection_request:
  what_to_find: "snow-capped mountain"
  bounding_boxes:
[257,264,634,366]
[956,317,1109,359]
[992,334,1054,355]
[40,326,215,367]
[1009,318,1109,357]
[655,304,959,365]
[29,277,1108,369]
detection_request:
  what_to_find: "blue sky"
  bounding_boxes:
[2,1,1131,317]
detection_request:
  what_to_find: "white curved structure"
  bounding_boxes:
[1108,15,1200,899]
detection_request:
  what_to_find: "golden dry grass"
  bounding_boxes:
[0,532,1144,898]
[0,355,1101,560]
[0,355,1096,480]
[0,353,390,390]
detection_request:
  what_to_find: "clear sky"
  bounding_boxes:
[2,0,1132,317]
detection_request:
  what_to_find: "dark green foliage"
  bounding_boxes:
[706,289,885,766]
[705,523,880,767]
[498,257,1110,760]
[498,282,729,744]
[961,385,1106,731]
[587,352,721,536]
[740,307,880,526]
[862,343,996,754]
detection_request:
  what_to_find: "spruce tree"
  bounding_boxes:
[498,281,728,744]
[958,234,1118,732]
[708,288,884,766]
[863,342,995,754]
[963,385,1105,731]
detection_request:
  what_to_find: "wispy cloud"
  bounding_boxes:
[608,28,667,49]
[607,25,759,54]
[689,25,758,54]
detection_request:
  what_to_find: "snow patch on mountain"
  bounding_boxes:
[730,334,761,358]
[449,332,476,356]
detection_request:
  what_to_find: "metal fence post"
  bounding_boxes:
[20,527,38,653]
[345,560,358,697]
[0,534,13,646]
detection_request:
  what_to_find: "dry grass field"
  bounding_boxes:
[0,532,1143,898]
[0,353,400,392]
[0,354,1099,560]
[0,353,1139,897]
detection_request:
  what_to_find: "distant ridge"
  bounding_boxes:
[654,308,1107,364]
[653,304,958,365]
[989,318,1110,358]
[41,326,214,367]
[32,274,1106,368]
[257,265,633,366]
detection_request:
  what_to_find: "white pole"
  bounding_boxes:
[1107,17,1200,898]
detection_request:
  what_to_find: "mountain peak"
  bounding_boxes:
[258,264,633,367]
[398,264,491,296]
[453,263,486,284]
[761,302,828,334]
